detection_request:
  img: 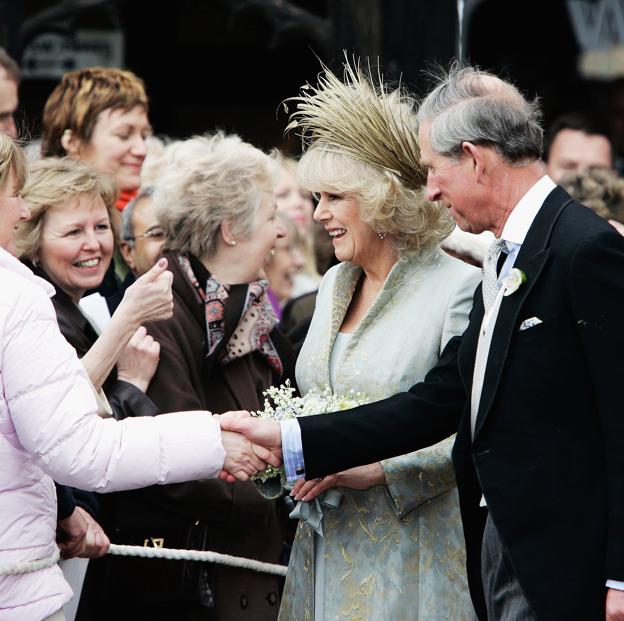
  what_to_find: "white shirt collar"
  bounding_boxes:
[500,175,556,247]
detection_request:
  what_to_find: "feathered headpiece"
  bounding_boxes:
[284,56,426,191]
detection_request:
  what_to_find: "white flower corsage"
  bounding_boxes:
[502,268,526,296]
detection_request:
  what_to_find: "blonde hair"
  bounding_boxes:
[298,145,453,257]
[41,67,148,157]
[0,133,28,193]
[288,59,453,257]
[154,132,279,258]
[140,135,168,187]
[16,158,117,259]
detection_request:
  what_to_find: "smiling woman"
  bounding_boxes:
[82,132,296,621]
[274,61,480,621]
[40,67,150,208]
[16,158,174,396]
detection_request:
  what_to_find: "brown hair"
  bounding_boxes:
[41,67,148,157]
[560,168,624,222]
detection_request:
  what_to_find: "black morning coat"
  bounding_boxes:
[298,186,624,621]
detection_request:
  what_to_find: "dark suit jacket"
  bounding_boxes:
[298,186,624,621]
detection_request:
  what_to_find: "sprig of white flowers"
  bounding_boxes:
[251,380,368,483]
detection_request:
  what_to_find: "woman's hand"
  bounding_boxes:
[116,326,160,393]
[57,506,110,559]
[116,258,174,328]
[220,430,280,481]
[291,463,386,502]
[81,259,172,391]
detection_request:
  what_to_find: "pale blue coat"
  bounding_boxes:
[279,250,480,621]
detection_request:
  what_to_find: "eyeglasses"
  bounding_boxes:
[124,227,166,243]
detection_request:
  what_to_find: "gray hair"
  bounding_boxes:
[153,132,278,258]
[417,65,543,163]
[121,186,155,246]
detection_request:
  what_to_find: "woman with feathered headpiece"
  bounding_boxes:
[278,60,479,620]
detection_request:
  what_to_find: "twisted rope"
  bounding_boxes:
[0,548,60,576]
[108,544,287,576]
[0,545,287,577]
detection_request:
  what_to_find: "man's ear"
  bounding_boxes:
[461,141,486,181]
[60,129,83,158]
[119,241,136,271]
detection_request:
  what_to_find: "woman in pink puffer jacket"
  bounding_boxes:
[0,137,270,621]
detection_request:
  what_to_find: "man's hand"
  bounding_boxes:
[606,588,624,620]
[218,411,282,454]
[56,506,110,559]
[290,462,386,502]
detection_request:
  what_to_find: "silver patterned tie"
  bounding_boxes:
[482,238,506,313]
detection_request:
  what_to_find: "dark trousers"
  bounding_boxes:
[481,514,538,620]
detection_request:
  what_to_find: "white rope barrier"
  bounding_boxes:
[0,548,60,576]
[0,544,288,577]
[107,544,287,576]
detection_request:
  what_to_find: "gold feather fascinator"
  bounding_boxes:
[284,57,426,191]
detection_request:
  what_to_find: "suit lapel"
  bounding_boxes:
[473,187,574,439]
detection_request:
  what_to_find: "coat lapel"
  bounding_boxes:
[473,187,574,439]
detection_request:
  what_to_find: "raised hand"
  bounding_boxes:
[116,326,160,393]
[117,257,174,327]
[291,463,386,502]
[57,506,110,559]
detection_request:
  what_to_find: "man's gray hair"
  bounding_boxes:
[121,186,155,245]
[417,65,543,163]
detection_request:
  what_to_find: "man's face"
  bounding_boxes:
[546,128,612,182]
[120,196,165,276]
[419,121,489,233]
[0,68,17,139]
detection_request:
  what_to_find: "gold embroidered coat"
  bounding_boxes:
[279,251,480,621]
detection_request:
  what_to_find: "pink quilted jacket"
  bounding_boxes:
[0,249,225,620]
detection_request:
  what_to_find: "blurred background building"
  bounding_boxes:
[2,0,622,155]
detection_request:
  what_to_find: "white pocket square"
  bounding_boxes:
[519,317,542,331]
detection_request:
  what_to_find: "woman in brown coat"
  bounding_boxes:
[89,133,295,621]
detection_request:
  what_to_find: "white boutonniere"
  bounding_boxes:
[502,268,526,296]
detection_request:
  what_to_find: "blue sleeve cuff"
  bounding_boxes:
[280,418,306,482]
[607,580,624,591]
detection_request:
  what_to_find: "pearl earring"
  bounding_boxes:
[228,239,236,246]
[378,232,386,240]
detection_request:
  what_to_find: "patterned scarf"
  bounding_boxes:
[178,254,283,376]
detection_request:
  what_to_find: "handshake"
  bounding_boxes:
[215,411,284,482]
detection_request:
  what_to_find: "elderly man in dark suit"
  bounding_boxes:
[221,65,624,621]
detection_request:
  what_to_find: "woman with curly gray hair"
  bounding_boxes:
[91,132,295,621]
[276,61,480,621]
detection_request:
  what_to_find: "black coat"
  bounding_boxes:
[297,187,624,621]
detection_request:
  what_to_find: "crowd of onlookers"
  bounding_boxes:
[3,43,624,621]
[0,49,337,621]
